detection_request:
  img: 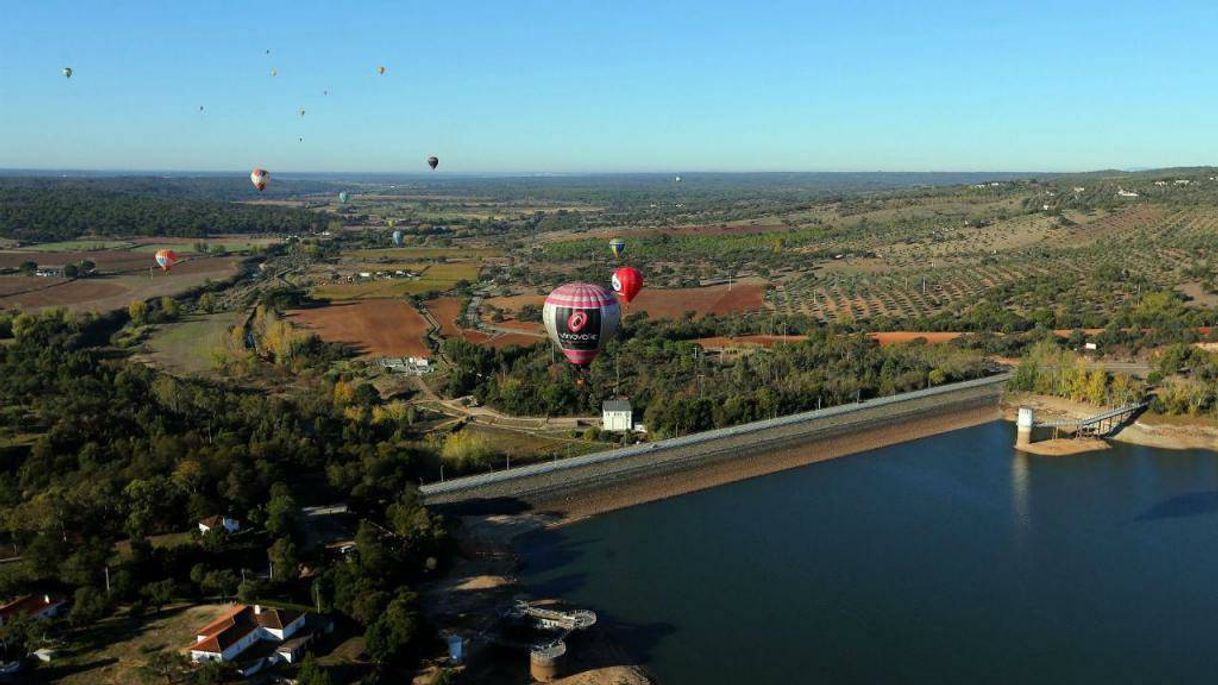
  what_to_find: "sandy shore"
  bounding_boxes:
[419,513,654,685]
[539,402,1001,523]
[1003,393,1218,452]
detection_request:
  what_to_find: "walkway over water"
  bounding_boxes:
[1035,402,1148,437]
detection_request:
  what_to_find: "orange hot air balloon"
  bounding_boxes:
[154,250,178,271]
[250,168,269,192]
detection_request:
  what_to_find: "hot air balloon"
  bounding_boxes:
[250,168,269,192]
[674,175,682,183]
[338,192,350,204]
[427,156,439,170]
[154,249,178,271]
[270,67,278,77]
[543,283,620,366]
[323,89,328,96]
[392,230,404,246]
[377,65,387,75]
[298,108,306,118]
[612,267,644,305]
[609,238,626,260]
[198,105,204,113]
[62,67,72,79]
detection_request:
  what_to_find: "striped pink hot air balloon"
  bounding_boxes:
[543,283,620,366]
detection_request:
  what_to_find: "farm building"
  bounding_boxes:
[602,400,633,432]
[187,604,330,672]
[198,515,240,535]
[0,594,68,627]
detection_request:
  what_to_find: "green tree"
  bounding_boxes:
[18,260,37,275]
[160,296,180,321]
[365,590,421,665]
[69,585,110,627]
[63,263,79,278]
[128,299,149,325]
[269,537,300,581]
[296,656,335,685]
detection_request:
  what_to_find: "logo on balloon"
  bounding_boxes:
[567,311,588,332]
[611,274,622,292]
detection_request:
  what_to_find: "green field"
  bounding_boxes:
[311,262,481,300]
[21,239,133,252]
[131,238,279,254]
[350,247,502,260]
[144,313,236,375]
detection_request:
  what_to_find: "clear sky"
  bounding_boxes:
[2,1,1216,174]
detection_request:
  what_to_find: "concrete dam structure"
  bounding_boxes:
[421,374,1011,510]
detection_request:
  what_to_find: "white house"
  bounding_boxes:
[602,400,633,432]
[0,594,68,627]
[188,604,307,664]
[198,516,240,535]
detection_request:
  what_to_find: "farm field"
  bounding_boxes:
[424,296,465,337]
[18,239,134,251]
[129,237,280,254]
[37,602,234,685]
[483,280,767,322]
[0,249,151,271]
[349,247,502,260]
[310,262,481,300]
[0,256,242,312]
[289,299,431,358]
[142,312,237,375]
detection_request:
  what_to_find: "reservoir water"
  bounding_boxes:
[519,421,1218,683]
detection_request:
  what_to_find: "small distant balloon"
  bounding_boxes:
[338,191,350,204]
[392,230,404,246]
[298,137,303,143]
[62,67,73,79]
[198,105,204,112]
[377,65,387,75]
[427,156,439,170]
[674,175,682,183]
[609,238,625,259]
[250,168,270,192]
[270,67,278,77]
[323,89,328,96]
[298,108,306,118]
[154,249,178,271]
[265,49,270,55]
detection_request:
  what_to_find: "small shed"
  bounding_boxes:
[602,400,633,432]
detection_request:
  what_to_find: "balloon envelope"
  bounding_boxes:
[62,67,72,78]
[609,238,625,259]
[543,283,620,366]
[154,249,178,271]
[338,192,349,204]
[377,65,386,75]
[427,156,439,170]
[612,267,644,304]
[392,230,404,246]
[250,168,269,192]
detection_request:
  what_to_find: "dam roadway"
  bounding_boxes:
[420,373,1011,511]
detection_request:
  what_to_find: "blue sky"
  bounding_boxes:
[2,1,1216,173]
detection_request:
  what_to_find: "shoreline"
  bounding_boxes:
[1002,393,1218,453]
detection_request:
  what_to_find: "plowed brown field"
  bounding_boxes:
[289,299,431,358]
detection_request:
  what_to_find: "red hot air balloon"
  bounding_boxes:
[250,168,269,191]
[543,283,620,366]
[154,249,178,271]
[611,267,643,305]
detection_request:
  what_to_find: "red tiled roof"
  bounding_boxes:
[199,515,225,528]
[188,604,303,656]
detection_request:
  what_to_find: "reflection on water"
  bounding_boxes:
[519,421,1218,684]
